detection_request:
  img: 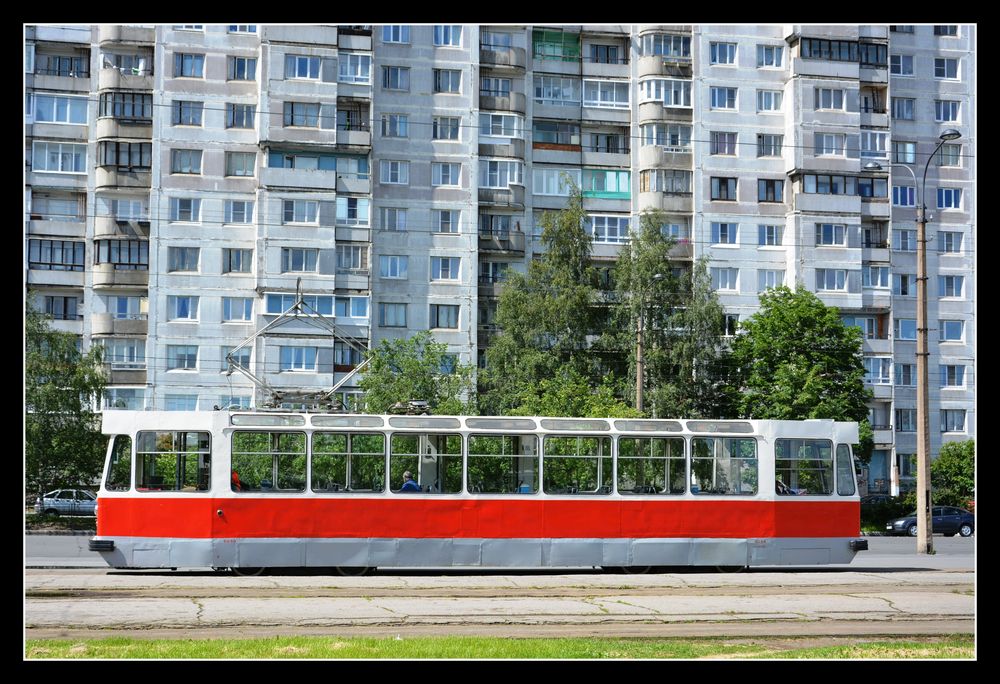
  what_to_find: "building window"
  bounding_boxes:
[169,198,202,223]
[223,248,252,273]
[381,207,407,232]
[865,357,892,385]
[94,239,147,270]
[891,98,915,120]
[336,197,369,226]
[934,25,958,36]
[379,255,408,279]
[710,131,737,155]
[166,345,198,371]
[940,365,965,387]
[229,25,256,33]
[172,100,203,126]
[42,296,81,320]
[285,54,319,80]
[710,177,737,200]
[758,269,785,291]
[756,44,783,67]
[228,56,256,81]
[431,257,461,281]
[480,159,523,189]
[533,28,580,62]
[379,160,409,185]
[170,149,202,175]
[379,303,407,328]
[864,266,889,289]
[336,244,367,272]
[816,133,846,156]
[582,168,629,197]
[33,94,88,124]
[896,409,916,432]
[282,200,318,224]
[893,274,915,296]
[533,120,580,146]
[28,239,84,271]
[226,103,255,129]
[435,210,460,233]
[380,113,408,138]
[281,248,318,273]
[940,410,966,433]
[934,58,958,79]
[641,33,691,59]
[935,100,960,123]
[711,268,738,291]
[432,116,461,140]
[892,141,916,164]
[167,296,199,321]
[535,167,583,195]
[339,53,371,84]
[939,275,964,298]
[816,269,847,291]
[860,131,888,159]
[756,90,782,112]
[936,144,962,167]
[890,25,915,33]
[481,76,512,98]
[639,78,692,107]
[283,101,320,127]
[225,151,255,177]
[757,179,784,202]
[893,229,916,251]
[757,134,782,157]
[432,162,462,187]
[430,304,460,329]
[433,69,462,93]
[533,74,581,106]
[480,112,522,139]
[639,169,691,194]
[815,224,846,246]
[173,53,204,78]
[815,88,844,110]
[937,188,962,210]
[802,174,858,195]
[280,347,318,372]
[99,91,153,121]
[382,25,410,43]
[800,38,858,62]
[589,215,630,244]
[890,54,913,75]
[710,86,737,109]
[892,186,915,207]
[32,142,86,174]
[859,176,888,200]
[859,42,887,67]
[940,320,964,342]
[711,222,737,245]
[940,232,963,254]
[224,201,254,224]
[381,66,410,91]
[758,225,783,246]
[710,42,736,65]
[583,79,630,108]
[222,298,253,322]
[640,123,691,151]
[167,247,199,273]
[433,25,462,46]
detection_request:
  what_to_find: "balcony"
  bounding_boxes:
[264,25,338,46]
[480,45,527,70]
[581,147,630,167]
[95,216,150,238]
[92,264,149,289]
[859,107,889,129]
[261,166,339,191]
[873,428,894,445]
[479,185,525,209]
[98,25,154,46]
[335,127,371,150]
[637,54,692,79]
[96,117,153,141]
[27,217,85,239]
[479,229,526,255]
[479,139,526,159]
[669,239,694,259]
[581,105,631,125]
[108,368,147,385]
[582,57,630,79]
[31,71,91,93]
[337,174,371,195]
[638,191,692,214]
[92,313,148,336]
[95,166,152,190]
[638,100,692,123]
[97,67,154,91]
[638,145,690,169]
[479,91,526,114]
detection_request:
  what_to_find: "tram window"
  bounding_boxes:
[231,431,306,492]
[312,432,385,493]
[105,434,132,491]
[468,434,539,494]
[136,431,211,492]
[617,438,686,495]
[543,436,613,495]
[835,444,856,496]
[775,439,833,496]
[691,437,757,495]
[390,433,462,493]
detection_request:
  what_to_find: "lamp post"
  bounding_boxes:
[636,272,664,414]
[864,128,960,555]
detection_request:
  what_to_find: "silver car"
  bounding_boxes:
[34,489,97,516]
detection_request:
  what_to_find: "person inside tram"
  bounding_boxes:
[231,469,243,492]
[400,471,421,493]
[776,478,793,495]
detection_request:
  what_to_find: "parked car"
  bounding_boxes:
[885,506,975,537]
[34,489,97,516]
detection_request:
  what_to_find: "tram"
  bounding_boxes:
[89,411,867,571]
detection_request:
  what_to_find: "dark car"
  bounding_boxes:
[886,506,975,537]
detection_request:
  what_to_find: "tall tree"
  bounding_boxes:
[726,286,873,455]
[507,367,641,418]
[931,439,975,508]
[482,181,602,414]
[358,331,476,415]
[25,307,107,498]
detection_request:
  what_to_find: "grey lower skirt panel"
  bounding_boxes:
[92,536,860,569]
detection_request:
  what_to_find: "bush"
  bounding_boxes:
[860,494,915,533]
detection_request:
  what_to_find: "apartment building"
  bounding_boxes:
[24,24,974,494]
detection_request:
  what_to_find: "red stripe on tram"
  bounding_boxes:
[98,498,860,539]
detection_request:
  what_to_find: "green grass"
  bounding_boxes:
[25,513,95,532]
[24,635,975,659]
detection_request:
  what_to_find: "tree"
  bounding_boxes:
[931,440,975,508]
[726,286,873,457]
[507,367,641,418]
[358,331,476,415]
[25,307,107,498]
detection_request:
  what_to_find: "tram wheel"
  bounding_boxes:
[232,566,266,576]
[334,566,371,576]
[714,565,747,573]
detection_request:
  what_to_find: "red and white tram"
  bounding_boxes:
[90,411,867,571]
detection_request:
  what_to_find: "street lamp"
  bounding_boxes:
[864,128,961,555]
[636,272,664,413]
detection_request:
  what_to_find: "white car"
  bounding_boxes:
[34,489,97,516]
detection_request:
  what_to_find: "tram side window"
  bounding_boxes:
[691,437,757,495]
[543,436,613,495]
[617,437,686,495]
[468,434,539,493]
[136,431,211,492]
[312,432,385,492]
[835,444,856,496]
[231,431,306,492]
[390,433,462,493]
[775,439,833,495]
[105,434,132,491]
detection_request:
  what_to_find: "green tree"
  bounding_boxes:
[507,367,641,418]
[726,286,873,457]
[482,181,603,414]
[932,439,975,508]
[25,307,107,498]
[358,331,476,415]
